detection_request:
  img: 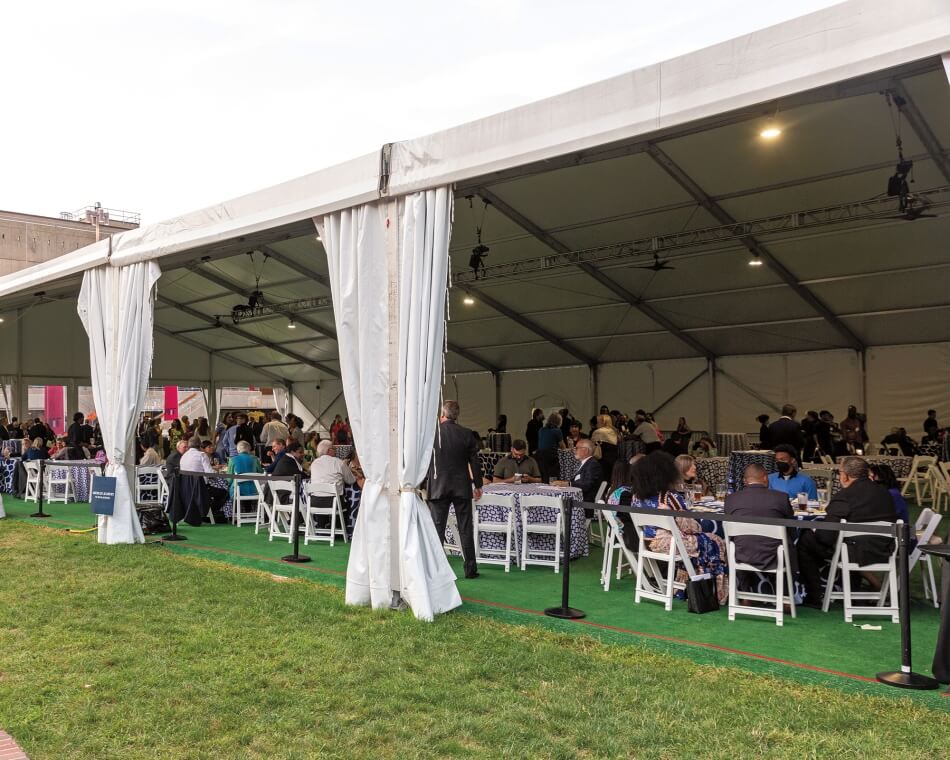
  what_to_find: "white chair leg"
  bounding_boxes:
[553,511,561,575]
[520,510,528,571]
[727,542,737,622]
[775,549,785,626]
[926,556,939,608]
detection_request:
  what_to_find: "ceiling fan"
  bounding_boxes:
[634,253,675,271]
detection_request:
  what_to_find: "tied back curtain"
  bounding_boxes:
[317,204,393,610]
[78,261,161,544]
[397,188,462,620]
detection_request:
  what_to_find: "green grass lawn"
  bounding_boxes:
[0,521,948,759]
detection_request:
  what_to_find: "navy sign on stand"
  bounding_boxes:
[90,475,117,516]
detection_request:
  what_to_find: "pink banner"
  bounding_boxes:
[164,386,179,420]
[44,385,66,436]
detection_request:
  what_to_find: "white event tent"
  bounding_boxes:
[1,0,949,620]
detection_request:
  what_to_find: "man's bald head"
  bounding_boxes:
[743,463,769,486]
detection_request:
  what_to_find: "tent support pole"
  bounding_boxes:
[15,308,24,420]
[708,359,718,436]
[590,364,599,416]
[859,349,868,419]
[208,353,217,427]
[493,372,501,426]
[385,197,403,606]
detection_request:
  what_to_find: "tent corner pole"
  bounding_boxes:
[707,358,718,436]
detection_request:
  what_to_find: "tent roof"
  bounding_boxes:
[1,0,949,384]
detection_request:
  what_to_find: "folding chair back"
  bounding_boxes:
[473,493,517,570]
[630,512,696,610]
[135,466,162,506]
[722,521,795,625]
[518,494,565,572]
[822,520,898,622]
[268,480,298,542]
[304,480,348,546]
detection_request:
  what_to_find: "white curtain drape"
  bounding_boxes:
[273,386,290,419]
[397,188,462,619]
[317,186,461,621]
[318,204,393,611]
[78,261,161,544]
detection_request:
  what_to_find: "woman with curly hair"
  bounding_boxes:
[630,451,728,603]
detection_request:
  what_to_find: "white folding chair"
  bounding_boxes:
[519,494,564,572]
[473,493,516,571]
[928,464,950,513]
[135,466,162,506]
[23,461,41,503]
[45,466,74,504]
[268,481,299,543]
[723,522,796,626]
[588,481,609,547]
[255,480,274,535]
[157,468,170,509]
[885,444,902,456]
[232,478,264,526]
[822,520,898,623]
[601,510,648,591]
[304,481,348,546]
[819,453,835,465]
[631,512,697,611]
[908,509,942,608]
[899,456,936,504]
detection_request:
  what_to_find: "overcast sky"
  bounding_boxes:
[3,1,839,223]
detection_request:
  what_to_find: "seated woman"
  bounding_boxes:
[228,440,263,501]
[868,463,910,525]
[690,436,719,459]
[24,437,48,461]
[674,454,708,496]
[630,451,728,603]
[139,447,164,467]
[591,414,620,481]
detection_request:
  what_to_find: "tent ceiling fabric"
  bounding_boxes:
[1,2,949,385]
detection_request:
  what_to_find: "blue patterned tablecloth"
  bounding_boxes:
[727,450,776,492]
[1,457,19,493]
[46,461,97,502]
[447,483,587,564]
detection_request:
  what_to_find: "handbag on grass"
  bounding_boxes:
[686,572,720,614]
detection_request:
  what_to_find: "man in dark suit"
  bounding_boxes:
[724,464,794,580]
[562,439,603,518]
[768,404,804,453]
[796,456,897,607]
[426,400,483,579]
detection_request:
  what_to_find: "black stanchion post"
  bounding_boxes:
[30,459,51,518]
[162,472,187,542]
[282,471,311,564]
[877,520,939,690]
[545,497,585,620]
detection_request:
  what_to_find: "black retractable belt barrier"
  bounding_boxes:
[282,471,311,564]
[876,520,939,690]
[547,500,940,691]
[544,497,585,620]
[162,472,187,542]
[30,459,50,518]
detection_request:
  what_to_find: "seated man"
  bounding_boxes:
[767,444,818,501]
[724,464,795,585]
[492,440,542,484]
[164,439,188,476]
[264,439,287,474]
[308,439,359,530]
[179,436,228,520]
[796,456,898,608]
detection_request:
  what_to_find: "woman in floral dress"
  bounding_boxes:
[629,451,728,603]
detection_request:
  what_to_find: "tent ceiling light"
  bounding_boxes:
[748,254,764,267]
[288,318,296,329]
[760,125,782,139]
[463,296,475,305]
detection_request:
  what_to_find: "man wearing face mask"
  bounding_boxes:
[767,444,818,501]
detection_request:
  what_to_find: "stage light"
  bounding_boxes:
[463,296,475,305]
[760,125,782,140]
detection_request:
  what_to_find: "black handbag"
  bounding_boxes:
[686,573,720,614]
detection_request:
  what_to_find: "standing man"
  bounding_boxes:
[261,411,290,446]
[923,410,939,443]
[840,405,867,451]
[426,400,483,579]
[768,404,804,453]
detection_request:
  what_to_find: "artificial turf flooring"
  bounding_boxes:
[2,496,946,709]
[3,518,950,758]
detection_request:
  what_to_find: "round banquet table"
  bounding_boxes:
[1,457,19,494]
[727,450,776,492]
[446,483,588,564]
[333,445,353,461]
[558,449,579,481]
[47,460,97,502]
[694,457,729,493]
[803,456,913,495]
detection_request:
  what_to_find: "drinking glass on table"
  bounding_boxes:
[796,491,808,507]
[513,472,523,484]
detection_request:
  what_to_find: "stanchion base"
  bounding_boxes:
[29,512,52,518]
[282,554,312,564]
[876,670,940,690]
[544,606,586,620]
[162,533,188,542]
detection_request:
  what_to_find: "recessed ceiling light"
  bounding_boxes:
[748,254,764,267]
[760,126,782,140]
[288,318,296,329]
[463,296,475,305]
